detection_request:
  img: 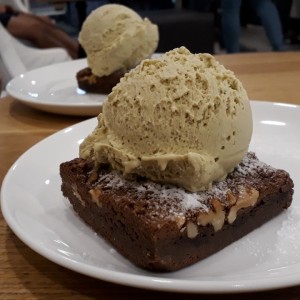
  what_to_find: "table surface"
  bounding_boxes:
[0,51,300,299]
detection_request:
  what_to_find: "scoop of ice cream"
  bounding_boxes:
[80,47,253,192]
[78,4,159,77]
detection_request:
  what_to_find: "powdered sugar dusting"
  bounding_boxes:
[234,152,276,177]
[98,172,210,213]
[92,152,283,220]
[276,206,300,248]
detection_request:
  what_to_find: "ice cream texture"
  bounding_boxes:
[78,4,159,77]
[80,47,253,192]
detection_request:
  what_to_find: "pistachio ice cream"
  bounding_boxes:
[80,47,253,192]
[78,4,159,77]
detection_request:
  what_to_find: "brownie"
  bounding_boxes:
[76,67,127,94]
[60,152,294,271]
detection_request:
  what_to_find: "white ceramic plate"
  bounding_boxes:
[5,59,105,116]
[1,101,300,293]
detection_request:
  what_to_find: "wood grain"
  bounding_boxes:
[1,51,300,299]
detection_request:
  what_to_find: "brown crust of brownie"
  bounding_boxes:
[76,67,126,94]
[60,153,294,271]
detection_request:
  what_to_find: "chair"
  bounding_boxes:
[0,22,71,88]
[140,9,215,54]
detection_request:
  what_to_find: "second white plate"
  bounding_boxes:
[6,59,105,116]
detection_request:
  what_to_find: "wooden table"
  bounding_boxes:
[0,51,300,299]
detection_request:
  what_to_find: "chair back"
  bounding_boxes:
[0,23,27,86]
[0,22,71,88]
[0,0,30,13]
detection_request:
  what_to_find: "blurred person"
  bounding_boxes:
[0,4,79,59]
[221,0,284,53]
[272,0,293,39]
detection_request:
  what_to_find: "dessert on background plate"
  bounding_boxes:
[61,47,294,271]
[77,4,159,94]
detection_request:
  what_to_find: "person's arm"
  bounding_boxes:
[0,4,18,14]
[0,5,7,13]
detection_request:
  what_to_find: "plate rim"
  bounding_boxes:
[1,100,300,293]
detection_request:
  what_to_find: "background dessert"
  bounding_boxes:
[77,4,159,94]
